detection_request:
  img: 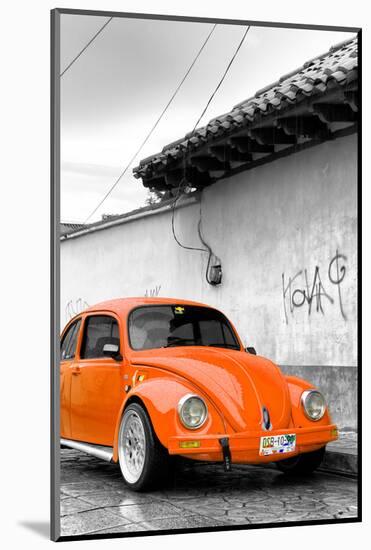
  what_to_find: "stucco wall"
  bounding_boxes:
[61,133,357,428]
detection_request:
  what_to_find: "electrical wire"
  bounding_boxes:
[83,23,217,224]
[170,186,216,284]
[192,25,250,131]
[60,17,113,77]
[197,214,215,285]
[171,184,208,253]
[170,25,251,266]
[171,189,218,284]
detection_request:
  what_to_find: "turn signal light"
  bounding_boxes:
[179,440,201,449]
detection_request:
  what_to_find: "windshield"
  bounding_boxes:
[128,305,240,351]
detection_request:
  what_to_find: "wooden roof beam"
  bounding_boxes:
[209,145,252,163]
[228,137,274,154]
[312,103,357,123]
[184,166,213,188]
[277,116,331,140]
[143,176,168,190]
[344,91,358,112]
[164,169,184,188]
[249,127,297,145]
[190,156,230,172]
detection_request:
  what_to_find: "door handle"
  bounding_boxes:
[71,366,81,375]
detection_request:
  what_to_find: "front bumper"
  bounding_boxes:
[168,424,338,463]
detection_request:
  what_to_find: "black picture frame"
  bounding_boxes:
[51,8,362,542]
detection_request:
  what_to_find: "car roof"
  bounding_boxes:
[83,297,213,316]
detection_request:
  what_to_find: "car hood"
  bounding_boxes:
[131,347,291,432]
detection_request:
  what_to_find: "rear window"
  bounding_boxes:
[128,305,240,351]
[60,319,81,361]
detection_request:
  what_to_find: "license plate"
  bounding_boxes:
[259,433,296,456]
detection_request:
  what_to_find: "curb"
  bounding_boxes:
[321,448,357,476]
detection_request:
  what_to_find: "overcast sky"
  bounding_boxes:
[60,14,355,223]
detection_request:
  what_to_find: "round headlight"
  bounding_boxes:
[301,390,326,421]
[178,394,208,429]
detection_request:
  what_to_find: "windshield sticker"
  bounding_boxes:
[174,306,185,314]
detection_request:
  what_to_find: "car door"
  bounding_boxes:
[70,313,123,446]
[60,318,82,439]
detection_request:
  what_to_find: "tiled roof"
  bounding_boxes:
[60,222,86,236]
[133,36,358,190]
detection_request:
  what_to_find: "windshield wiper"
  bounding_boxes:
[207,343,240,349]
[163,337,198,348]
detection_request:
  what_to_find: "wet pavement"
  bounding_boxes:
[60,449,358,537]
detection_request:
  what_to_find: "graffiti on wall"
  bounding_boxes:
[144,285,161,297]
[65,298,90,321]
[282,250,348,324]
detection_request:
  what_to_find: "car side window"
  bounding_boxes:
[60,319,81,361]
[80,315,120,359]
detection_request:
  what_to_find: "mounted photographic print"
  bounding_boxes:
[51,8,361,542]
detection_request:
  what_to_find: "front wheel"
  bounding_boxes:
[118,403,170,491]
[276,447,325,475]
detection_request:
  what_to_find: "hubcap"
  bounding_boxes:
[119,410,146,484]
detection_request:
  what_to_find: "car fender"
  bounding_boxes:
[285,375,332,426]
[112,376,226,462]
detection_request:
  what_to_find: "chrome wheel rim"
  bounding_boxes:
[118,410,146,484]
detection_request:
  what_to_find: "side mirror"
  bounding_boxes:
[245,346,257,355]
[103,343,122,361]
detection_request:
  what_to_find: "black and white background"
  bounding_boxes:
[1,1,369,549]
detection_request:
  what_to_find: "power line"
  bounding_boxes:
[83,23,217,223]
[60,17,113,77]
[192,25,250,131]
[171,25,251,258]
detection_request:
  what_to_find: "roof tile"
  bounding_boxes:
[133,36,358,178]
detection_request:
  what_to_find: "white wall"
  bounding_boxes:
[61,134,357,369]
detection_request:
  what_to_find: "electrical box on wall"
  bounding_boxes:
[207,255,222,285]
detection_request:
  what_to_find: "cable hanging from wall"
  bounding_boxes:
[171,25,251,285]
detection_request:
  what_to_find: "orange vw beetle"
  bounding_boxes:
[60,297,338,491]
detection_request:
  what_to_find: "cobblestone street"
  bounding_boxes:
[60,449,358,537]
